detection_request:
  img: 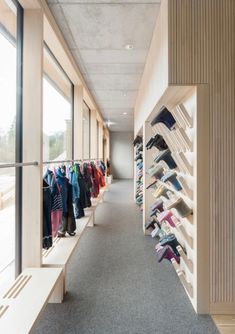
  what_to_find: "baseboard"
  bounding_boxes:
[210,302,235,314]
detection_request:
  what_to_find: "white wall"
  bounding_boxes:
[134,0,168,135]
[110,132,134,179]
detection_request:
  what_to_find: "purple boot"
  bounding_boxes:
[158,210,176,227]
[156,245,180,264]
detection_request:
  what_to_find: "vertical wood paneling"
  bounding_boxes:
[90,110,98,159]
[22,9,43,269]
[168,0,235,310]
[74,85,83,159]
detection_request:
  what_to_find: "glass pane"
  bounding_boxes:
[97,120,99,158]
[43,76,72,161]
[83,102,90,159]
[0,0,17,294]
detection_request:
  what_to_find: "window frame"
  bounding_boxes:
[0,0,24,277]
[82,100,91,159]
[42,42,74,163]
[14,0,23,277]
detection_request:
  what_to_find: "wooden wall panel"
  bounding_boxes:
[134,0,169,134]
[168,0,235,311]
[22,9,43,269]
[90,110,98,159]
[74,85,83,160]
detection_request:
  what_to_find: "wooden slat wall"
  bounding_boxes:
[168,0,235,311]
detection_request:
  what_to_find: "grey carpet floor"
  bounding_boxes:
[34,179,218,334]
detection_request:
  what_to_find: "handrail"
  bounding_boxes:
[0,162,39,169]
[42,158,100,165]
[0,159,102,169]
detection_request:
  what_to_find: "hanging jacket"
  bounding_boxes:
[77,164,91,208]
[82,163,92,207]
[44,169,63,238]
[91,162,100,198]
[69,167,80,202]
[55,167,68,214]
[98,160,106,176]
[42,179,52,249]
[59,178,76,234]
[69,165,84,219]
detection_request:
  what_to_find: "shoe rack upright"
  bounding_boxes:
[143,84,210,313]
[133,128,143,210]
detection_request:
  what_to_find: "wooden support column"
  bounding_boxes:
[106,131,110,161]
[99,123,104,160]
[22,9,43,269]
[74,85,83,160]
[143,121,154,234]
[90,110,97,159]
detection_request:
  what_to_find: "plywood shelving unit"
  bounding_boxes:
[143,85,209,313]
[133,129,143,212]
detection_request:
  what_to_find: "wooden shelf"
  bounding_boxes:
[177,246,193,274]
[154,179,194,207]
[171,258,193,299]
[142,86,210,313]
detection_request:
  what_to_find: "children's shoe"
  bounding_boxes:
[151,106,176,130]
[153,185,172,199]
[150,198,164,213]
[166,197,193,218]
[156,244,180,263]
[159,233,182,257]
[154,149,177,169]
[158,210,176,227]
[161,171,182,191]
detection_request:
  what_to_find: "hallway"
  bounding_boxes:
[35,180,218,334]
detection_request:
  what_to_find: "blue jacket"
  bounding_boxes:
[69,168,80,202]
[56,168,68,214]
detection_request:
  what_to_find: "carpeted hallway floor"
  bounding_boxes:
[34,179,218,334]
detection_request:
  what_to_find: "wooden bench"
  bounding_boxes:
[0,186,108,332]
[42,209,94,296]
[0,267,63,334]
[42,187,107,299]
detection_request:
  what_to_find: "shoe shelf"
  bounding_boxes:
[177,245,193,273]
[133,135,143,212]
[153,179,194,207]
[149,152,194,199]
[171,258,194,298]
[142,85,210,313]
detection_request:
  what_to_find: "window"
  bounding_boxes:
[43,46,73,162]
[0,0,22,294]
[83,101,90,159]
[97,120,99,158]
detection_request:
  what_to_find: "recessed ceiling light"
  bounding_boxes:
[123,92,127,96]
[125,44,134,50]
[123,112,127,115]
[106,120,116,127]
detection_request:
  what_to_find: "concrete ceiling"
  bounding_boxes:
[47,0,161,132]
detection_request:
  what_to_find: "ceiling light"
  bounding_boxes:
[106,120,116,127]
[123,92,127,97]
[123,112,127,115]
[125,44,134,50]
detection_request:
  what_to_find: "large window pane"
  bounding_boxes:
[83,101,90,159]
[97,120,99,158]
[43,48,73,161]
[0,0,17,294]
